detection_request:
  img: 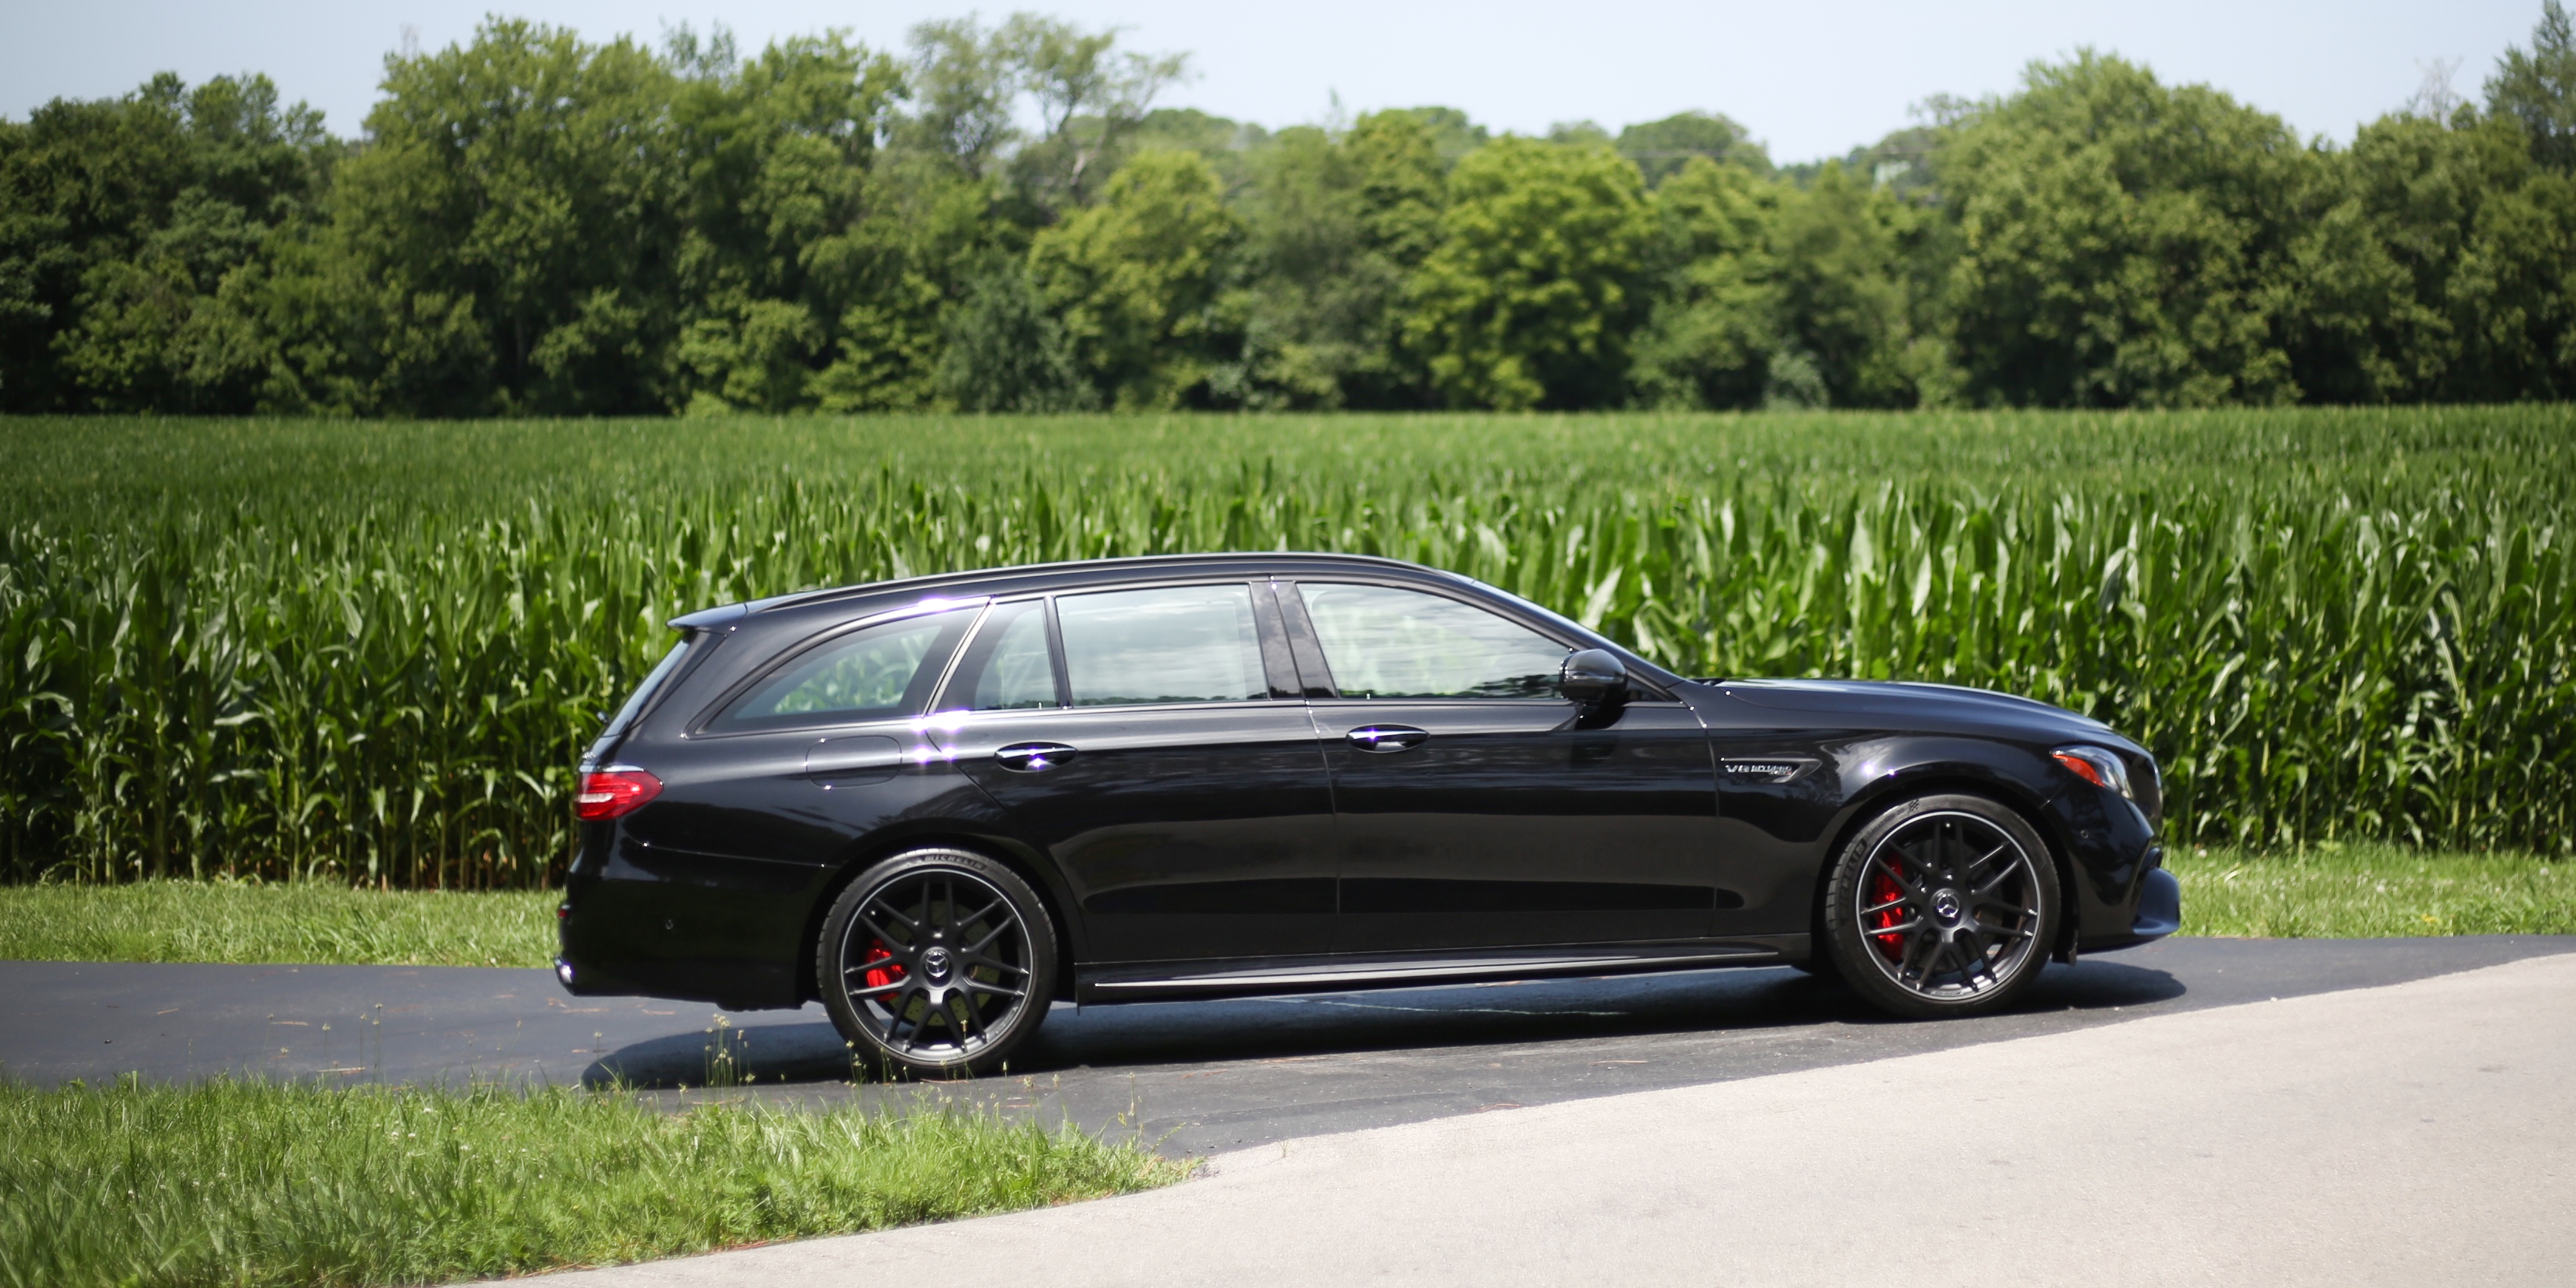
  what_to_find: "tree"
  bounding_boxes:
[1617,111,1766,186]
[0,73,334,411]
[1627,157,1779,409]
[303,19,682,415]
[1029,149,1240,407]
[662,28,902,414]
[1937,52,2306,408]
[891,12,1186,215]
[938,256,1091,412]
[2489,0,2576,170]
[1403,138,1653,410]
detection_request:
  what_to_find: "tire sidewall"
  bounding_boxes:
[1821,792,2061,1019]
[816,847,1059,1077]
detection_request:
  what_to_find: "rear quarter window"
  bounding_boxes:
[707,605,980,733]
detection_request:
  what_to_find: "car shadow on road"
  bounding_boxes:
[582,958,2184,1089]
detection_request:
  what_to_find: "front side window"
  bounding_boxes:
[1298,582,1568,700]
[712,605,979,731]
[1057,584,1268,707]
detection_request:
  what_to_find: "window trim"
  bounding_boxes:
[688,598,991,737]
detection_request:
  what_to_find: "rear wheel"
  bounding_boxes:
[1821,794,2058,1020]
[817,848,1057,1077]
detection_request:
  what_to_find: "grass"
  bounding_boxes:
[0,882,557,968]
[2170,845,2574,938]
[0,1076,1187,1288]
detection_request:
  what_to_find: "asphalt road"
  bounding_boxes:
[5,936,2570,1155]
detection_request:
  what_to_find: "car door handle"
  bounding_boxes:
[993,742,1077,772]
[1345,725,1428,753]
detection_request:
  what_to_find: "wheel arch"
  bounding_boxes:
[795,825,1084,1006]
[1814,762,2081,961]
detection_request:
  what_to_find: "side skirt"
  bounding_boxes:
[1072,935,1807,1005]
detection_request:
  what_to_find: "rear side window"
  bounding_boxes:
[1057,585,1268,707]
[711,606,979,732]
[1298,583,1568,700]
[948,599,1061,711]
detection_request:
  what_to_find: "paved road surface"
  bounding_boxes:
[5,936,2568,1154]
[538,953,2576,1288]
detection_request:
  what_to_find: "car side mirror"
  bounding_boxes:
[1558,649,1627,707]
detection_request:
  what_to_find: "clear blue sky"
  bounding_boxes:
[0,0,2542,163]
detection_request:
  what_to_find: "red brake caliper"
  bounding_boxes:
[1868,866,1909,962]
[861,939,905,991]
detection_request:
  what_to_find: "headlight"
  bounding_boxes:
[2052,746,2135,802]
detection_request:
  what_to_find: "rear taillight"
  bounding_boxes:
[575,768,661,820]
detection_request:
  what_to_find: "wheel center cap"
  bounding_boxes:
[921,947,954,982]
[1933,890,1963,924]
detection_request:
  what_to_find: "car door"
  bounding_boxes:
[1284,580,1724,954]
[925,583,1339,964]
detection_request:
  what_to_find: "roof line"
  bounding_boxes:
[748,551,1436,615]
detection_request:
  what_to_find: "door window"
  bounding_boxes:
[946,599,1062,710]
[1057,585,1269,706]
[1298,583,1569,700]
[711,605,979,731]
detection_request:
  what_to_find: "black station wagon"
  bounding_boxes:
[558,553,2178,1074]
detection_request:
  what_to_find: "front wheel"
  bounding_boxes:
[1821,794,2060,1020]
[817,848,1058,1077]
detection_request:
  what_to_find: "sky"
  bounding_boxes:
[0,0,2545,163]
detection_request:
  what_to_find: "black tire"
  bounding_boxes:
[1821,793,2060,1020]
[817,847,1058,1077]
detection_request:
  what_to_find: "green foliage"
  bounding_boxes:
[1030,150,1240,407]
[2488,0,2576,171]
[1617,110,1769,185]
[0,73,334,412]
[1405,140,1655,409]
[14,9,2576,411]
[0,1078,1185,1287]
[1938,53,2306,408]
[0,882,557,967]
[2287,112,2576,402]
[0,410,2568,887]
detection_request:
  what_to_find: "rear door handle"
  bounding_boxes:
[1345,725,1428,753]
[994,742,1077,772]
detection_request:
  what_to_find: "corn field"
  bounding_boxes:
[3,408,2570,887]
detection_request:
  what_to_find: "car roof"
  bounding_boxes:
[671,551,1466,628]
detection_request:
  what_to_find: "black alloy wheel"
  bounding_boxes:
[817,849,1057,1076]
[1821,794,2060,1019]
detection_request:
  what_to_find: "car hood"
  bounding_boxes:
[1710,678,2130,745]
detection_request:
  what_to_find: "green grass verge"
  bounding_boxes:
[5,849,2569,976]
[0,882,558,968]
[2169,846,2574,937]
[0,1077,1186,1288]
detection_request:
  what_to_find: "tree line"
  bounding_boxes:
[8,5,2576,415]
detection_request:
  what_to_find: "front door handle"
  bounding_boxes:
[993,742,1077,772]
[1345,725,1428,753]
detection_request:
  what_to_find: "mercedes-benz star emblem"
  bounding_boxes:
[921,946,954,982]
